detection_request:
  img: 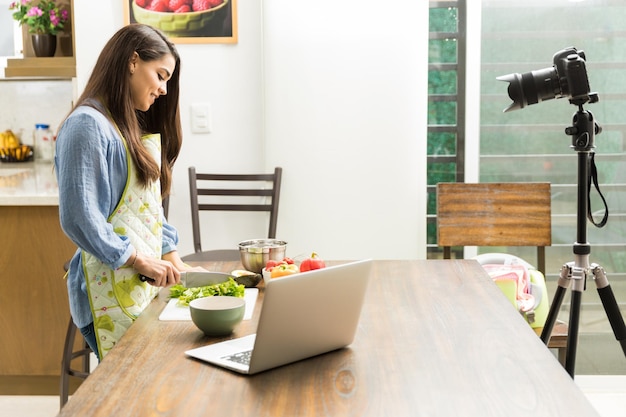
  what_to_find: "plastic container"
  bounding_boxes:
[34,124,54,162]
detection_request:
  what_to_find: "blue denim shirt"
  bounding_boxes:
[55,104,179,329]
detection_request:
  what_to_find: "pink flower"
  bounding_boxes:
[50,10,59,25]
[10,0,69,35]
[26,6,42,17]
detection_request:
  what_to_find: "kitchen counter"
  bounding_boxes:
[0,160,77,382]
[0,161,59,206]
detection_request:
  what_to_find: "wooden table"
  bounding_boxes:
[57,260,600,417]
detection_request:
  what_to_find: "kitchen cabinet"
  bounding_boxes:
[0,163,77,380]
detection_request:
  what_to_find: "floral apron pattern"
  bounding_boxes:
[83,133,163,359]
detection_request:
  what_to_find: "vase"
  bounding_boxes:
[31,34,57,58]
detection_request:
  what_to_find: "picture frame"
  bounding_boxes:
[123,0,237,44]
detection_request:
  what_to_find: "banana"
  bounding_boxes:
[0,130,20,149]
[7,130,20,149]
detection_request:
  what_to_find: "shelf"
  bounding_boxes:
[4,57,76,78]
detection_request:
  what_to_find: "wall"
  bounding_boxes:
[71,0,429,260]
[0,79,73,143]
[0,0,17,57]
[263,1,427,259]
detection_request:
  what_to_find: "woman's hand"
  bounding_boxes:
[134,253,181,287]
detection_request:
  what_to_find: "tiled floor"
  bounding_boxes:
[576,375,626,417]
[0,396,58,417]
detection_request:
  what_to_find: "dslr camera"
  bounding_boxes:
[498,47,597,112]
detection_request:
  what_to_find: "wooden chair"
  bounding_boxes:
[60,261,91,409]
[436,182,567,364]
[436,182,551,274]
[181,166,282,262]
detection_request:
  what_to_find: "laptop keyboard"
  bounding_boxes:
[222,350,252,366]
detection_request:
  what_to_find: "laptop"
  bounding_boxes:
[185,259,373,374]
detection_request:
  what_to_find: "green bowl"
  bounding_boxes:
[132,0,229,37]
[189,296,245,337]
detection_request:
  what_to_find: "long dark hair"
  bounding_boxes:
[72,24,182,198]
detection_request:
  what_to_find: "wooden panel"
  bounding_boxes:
[5,57,76,78]
[0,206,77,375]
[437,182,552,247]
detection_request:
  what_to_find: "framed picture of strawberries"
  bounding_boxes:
[124,0,238,44]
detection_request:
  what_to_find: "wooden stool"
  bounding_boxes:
[535,321,568,366]
[60,260,92,409]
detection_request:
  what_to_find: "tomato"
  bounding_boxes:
[266,258,295,271]
[266,259,282,270]
[270,263,299,278]
[300,252,326,272]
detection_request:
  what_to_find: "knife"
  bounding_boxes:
[139,271,231,288]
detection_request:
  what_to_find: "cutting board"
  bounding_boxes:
[159,288,258,321]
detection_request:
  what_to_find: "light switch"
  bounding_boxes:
[190,103,212,133]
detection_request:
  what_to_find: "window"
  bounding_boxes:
[481,0,626,288]
[427,0,466,257]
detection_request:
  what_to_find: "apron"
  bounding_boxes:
[83,133,163,359]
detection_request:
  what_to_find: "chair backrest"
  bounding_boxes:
[436,182,551,274]
[188,166,283,253]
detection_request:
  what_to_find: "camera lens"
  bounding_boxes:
[497,67,561,112]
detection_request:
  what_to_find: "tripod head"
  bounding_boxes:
[566,102,602,152]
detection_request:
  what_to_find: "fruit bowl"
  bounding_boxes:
[132,0,229,37]
[0,145,34,163]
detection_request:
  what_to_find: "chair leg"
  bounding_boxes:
[80,338,90,374]
[60,318,76,408]
[60,318,92,409]
[557,346,567,366]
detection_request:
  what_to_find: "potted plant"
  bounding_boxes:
[9,0,70,57]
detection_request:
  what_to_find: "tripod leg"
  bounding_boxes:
[541,264,572,344]
[565,290,582,377]
[564,262,587,377]
[592,265,626,357]
[541,286,566,343]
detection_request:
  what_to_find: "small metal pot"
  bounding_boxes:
[238,239,287,273]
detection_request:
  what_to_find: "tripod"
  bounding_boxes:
[540,100,626,377]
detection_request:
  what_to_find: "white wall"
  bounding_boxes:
[72,0,428,261]
[263,0,427,259]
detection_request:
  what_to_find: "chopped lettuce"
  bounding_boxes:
[169,277,245,306]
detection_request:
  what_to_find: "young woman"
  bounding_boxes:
[55,24,199,360]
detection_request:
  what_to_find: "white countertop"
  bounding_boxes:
[0,161,59,206]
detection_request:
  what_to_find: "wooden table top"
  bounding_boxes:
[57,260,600,417]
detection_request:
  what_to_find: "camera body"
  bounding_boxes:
[498,47,597,112]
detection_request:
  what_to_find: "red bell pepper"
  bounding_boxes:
[300,252,326,272]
